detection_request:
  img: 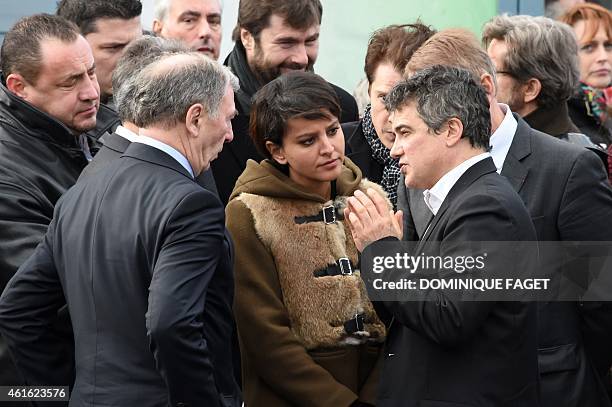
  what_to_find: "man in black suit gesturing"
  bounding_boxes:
[401,29,612,407]
[345,65,539,406]
[0,52,241,406]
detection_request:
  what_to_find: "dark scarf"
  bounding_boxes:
[225,41,262,115]
[361,104,400,208]
[523,102,580,137]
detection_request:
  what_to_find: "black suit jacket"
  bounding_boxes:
[398,116,612,407]
[78,131,219,196]
[373,157,539,406]
[0,143,240,407]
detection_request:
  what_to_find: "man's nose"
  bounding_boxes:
[390,137,402,159]
[290,44,309,67]
[198,21,212,39]
[81,75,99,101]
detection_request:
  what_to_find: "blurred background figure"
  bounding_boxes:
[57,0,142,108]
[561,3,612,148]
[546,0,586,19]
[352,77,370,119]
[152,0,223,60]
[343,23,435,209]
[483,15,607,150]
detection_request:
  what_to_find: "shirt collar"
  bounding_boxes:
[114,125,139,143]
[134,134,194,178]
[423,153,491,216]
[489,103,517,173]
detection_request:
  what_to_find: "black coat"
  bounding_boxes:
[343,120,384,184]
[398,116,612,407]
[0,143,241,407]
[568,95,612,148]
[371,158,539,406]
[0,83,100,387]
[212,43,359,205]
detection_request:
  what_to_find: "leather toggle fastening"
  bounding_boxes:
[294,205,344,225]
[344,313,366,334]
[313,257,354,277]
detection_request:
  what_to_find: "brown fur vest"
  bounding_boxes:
[237,179,386,350]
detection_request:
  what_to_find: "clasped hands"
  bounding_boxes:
[344,188,403,252]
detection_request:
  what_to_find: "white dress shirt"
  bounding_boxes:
[489,103,517,173]
[134,134,194,178]
[114,125,139,143]
[423,153,491,216]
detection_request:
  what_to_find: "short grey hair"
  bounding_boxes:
[482,14,579,108]
[385,65,491,150]
[113,35,188,122]
[128,52,239,129]
[154,0,223,22]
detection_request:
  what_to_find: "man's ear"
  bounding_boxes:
[6,73,29,99]
[152,19,163,36]
[266,140,287,164]
[185,103,205,138]
[522,78,541,104]
[480,73,496,100]
[444,117,464,147]
[241,28,255,52]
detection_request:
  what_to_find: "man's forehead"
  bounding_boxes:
[265,14,320,38]
[170,0,221,15]
[38,36,95,78]
[86,17,142,43]
[392,103,420,123]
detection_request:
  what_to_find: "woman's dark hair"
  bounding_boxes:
[249,71,341,159]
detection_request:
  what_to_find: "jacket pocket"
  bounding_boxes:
[538,343,579,374]
[309,347,358,392]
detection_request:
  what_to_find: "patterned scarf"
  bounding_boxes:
[361,104,400,208]
[579,81,609,124]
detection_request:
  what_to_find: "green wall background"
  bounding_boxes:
[316,0,498,94]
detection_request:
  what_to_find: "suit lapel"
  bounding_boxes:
[501,116,532,194]
[415,158,498,252]
[122,142,194,180]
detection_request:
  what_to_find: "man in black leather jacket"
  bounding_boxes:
[0,14,101,388]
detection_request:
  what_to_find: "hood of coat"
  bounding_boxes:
[229,157,363,203]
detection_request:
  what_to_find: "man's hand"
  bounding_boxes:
[344,188,403,252]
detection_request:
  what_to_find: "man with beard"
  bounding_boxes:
[0,14,100,387]
[153,0,223,60]
[214,0,359,204]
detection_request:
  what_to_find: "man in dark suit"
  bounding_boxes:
[0,52,241,406]
[78,35,219,195]
[400,29,612,406]
[345,65,539,406]
[216,0,359,204]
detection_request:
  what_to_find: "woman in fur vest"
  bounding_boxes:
[225,71,387,407]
